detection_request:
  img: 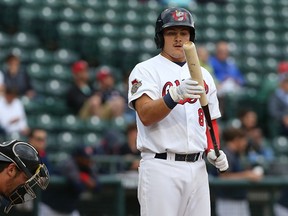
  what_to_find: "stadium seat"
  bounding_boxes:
[53,48,79,65]
[84,116,109,133]
[110,116,128,133]
[42,96,71,115]
[0,31,11,48]
[60,114,85,132]
[260,57,278,72]
[82,0,103,10]
[119,24,141,39]
[201,27,221,42]
[44,79,70,98]
[11,32,40,49]
[138,38,156,54]
[58,7,81,23]
[18,6,39,33]
[80,8,102,24]
[30,48,54,65]
[49,63,72,81]
[221,15,241,29]
[222,29,241,42]
[241,42,261,58]
[97,23,119,38]
[81,132,102,148]
[56,131,82,152]
[57,21,78,50]
[37,6,59,48]
[96,36,119,65]
[244,72,262,88]
[140,24,155,38]
[77,22,98,37]
[27,62,50,81]
[42,0,64,9]
[243,29,260,43]
[118,38,138,53]
[204,2,223,15]
[121,9,142,25]
[241,16,261,29]
[33,113,60,131]
[0,0,20,32]
[273,136,288,156]
[0,48,10,63]
[262,43,282,59]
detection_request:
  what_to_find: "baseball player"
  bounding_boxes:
[0,140,49,213]
[128,7,229,216]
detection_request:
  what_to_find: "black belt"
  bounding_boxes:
[154,152,201,162]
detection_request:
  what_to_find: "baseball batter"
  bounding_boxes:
[128,8,229,216]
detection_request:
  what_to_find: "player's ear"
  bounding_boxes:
[6,163,18,177]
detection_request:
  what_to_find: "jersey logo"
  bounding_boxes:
[131,79,142,95]
[172,11,187,22]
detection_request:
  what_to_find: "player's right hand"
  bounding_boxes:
[169,78,204,102]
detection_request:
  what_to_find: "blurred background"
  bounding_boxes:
[0,0,287,215]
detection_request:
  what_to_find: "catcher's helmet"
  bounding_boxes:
[0,140,49,213]
[154,7,195,49]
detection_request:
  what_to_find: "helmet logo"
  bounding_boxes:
[172,11,187,22]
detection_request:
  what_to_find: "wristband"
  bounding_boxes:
[163,91,177,109]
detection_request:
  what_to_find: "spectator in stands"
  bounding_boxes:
[268,61,288,136]
[119,122,140,171]
[39,145,99,216]
[95,66,126,120]
[238,108,274,169]
[66,60,104,119]
[197,45,217,84]
[209,40,245,97]
[28,128,51,171]
[0,86,29,138]
[2,53,35,99]
[210,127,263,216]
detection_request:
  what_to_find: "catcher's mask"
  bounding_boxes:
[0,140,49,213]
[154,7,195,49]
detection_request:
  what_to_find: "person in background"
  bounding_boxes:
[28,128,51,171]
[197,45,217,84]
[238,108,274,169]
[0,86,29,138]
[0,140,49,214]
[119,122,140,171]
[39,145,99,216]
[210,127,263,216]
[66,60,104,119]
[209,40,245,97]
[268,61,288,136]
[95,66,127,120]
[2,53,35,99]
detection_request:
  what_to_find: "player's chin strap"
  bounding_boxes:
[4,164,49,214]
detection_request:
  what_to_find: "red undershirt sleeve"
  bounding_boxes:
[205,119,220,154]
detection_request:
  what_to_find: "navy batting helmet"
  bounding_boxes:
[154,8,195,49]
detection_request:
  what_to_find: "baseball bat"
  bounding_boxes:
[183,41,220,158]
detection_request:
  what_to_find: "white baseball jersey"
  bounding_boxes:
[128,54,221,154]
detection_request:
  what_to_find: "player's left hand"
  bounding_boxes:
[207,150,229,172]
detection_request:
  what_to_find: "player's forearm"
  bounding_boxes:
[135,95,171,126]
